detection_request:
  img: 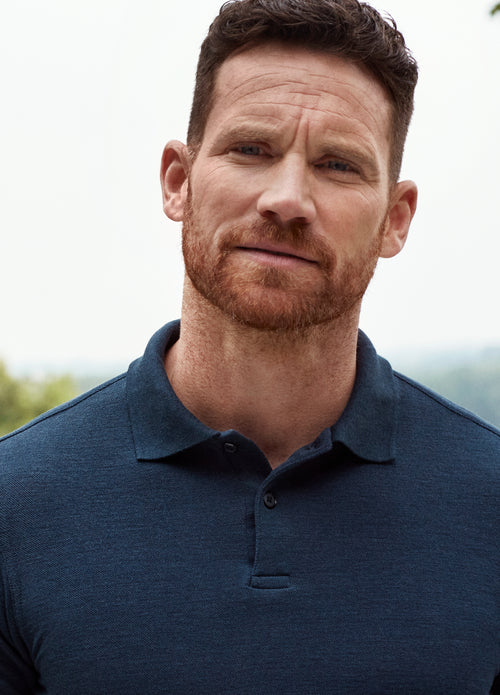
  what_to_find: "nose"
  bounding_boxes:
[256,155,316,226]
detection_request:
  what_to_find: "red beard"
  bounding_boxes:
[182,189,385,333]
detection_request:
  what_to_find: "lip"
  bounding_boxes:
[235,242,317,264]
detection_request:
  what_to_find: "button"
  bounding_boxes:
[263,491,277,509]
[224,442,237,453]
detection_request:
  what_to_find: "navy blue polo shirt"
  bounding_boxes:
[1,320,499,694]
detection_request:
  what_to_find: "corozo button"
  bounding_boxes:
[263,491,277,509]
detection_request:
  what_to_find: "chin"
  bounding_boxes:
[191,276,362,333]
[183,224,380,334]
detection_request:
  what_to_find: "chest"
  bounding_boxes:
[13,461,500,694]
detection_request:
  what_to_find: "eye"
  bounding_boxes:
[316,159,355,173]
[235,144,263,156]
[327,161,350,172]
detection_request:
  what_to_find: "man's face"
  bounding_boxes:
[178,43,402,332]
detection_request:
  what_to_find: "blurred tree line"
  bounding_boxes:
[410,351,500,429]
[1,350,500,437]
[492,4,500,15]
[0,361,76,437]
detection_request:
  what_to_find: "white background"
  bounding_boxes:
[2,0,499,372]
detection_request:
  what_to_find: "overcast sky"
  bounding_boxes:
[2,0,499,372]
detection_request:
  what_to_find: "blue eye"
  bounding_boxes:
[325,160,350,172]
[237,145,262,156]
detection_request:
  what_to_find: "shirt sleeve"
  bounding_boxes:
[491,672,500,694]
[1,531,37,693]
[0,631,36,694]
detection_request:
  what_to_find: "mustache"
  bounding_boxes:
[219,219,335,271]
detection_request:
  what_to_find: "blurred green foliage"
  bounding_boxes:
[492,3,500,15]
[0,361,77,437]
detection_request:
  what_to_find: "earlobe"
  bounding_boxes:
[160,140,190,222]
[379,180,418,259]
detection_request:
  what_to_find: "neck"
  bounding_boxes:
[165,285,360,468]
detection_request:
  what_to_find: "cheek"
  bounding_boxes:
[320,197,379,238]
[192,175,255,230]
[317,196,388,261]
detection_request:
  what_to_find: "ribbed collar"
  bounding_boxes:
[127,320,396,463]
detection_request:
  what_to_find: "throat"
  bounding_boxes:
[165,329,357,469]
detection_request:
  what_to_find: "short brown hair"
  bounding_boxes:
[187,0,418,182]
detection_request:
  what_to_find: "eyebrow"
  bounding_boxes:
[211,123,281,147]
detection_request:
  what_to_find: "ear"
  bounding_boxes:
[160,140,191,222]
[379,180,418,259]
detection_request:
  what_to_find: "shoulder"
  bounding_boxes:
[395,370,500,435]
[0,373,128,477]
[393,370,500,470]
[0,372,134,552]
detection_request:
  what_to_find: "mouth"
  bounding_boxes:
[235,243,317,265]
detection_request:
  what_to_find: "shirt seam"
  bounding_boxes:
[394,371,500,438]
[0,374,127,444]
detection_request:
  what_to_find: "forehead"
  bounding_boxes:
[208,42,393,147]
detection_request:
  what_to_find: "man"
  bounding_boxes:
[1,0,499,692]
